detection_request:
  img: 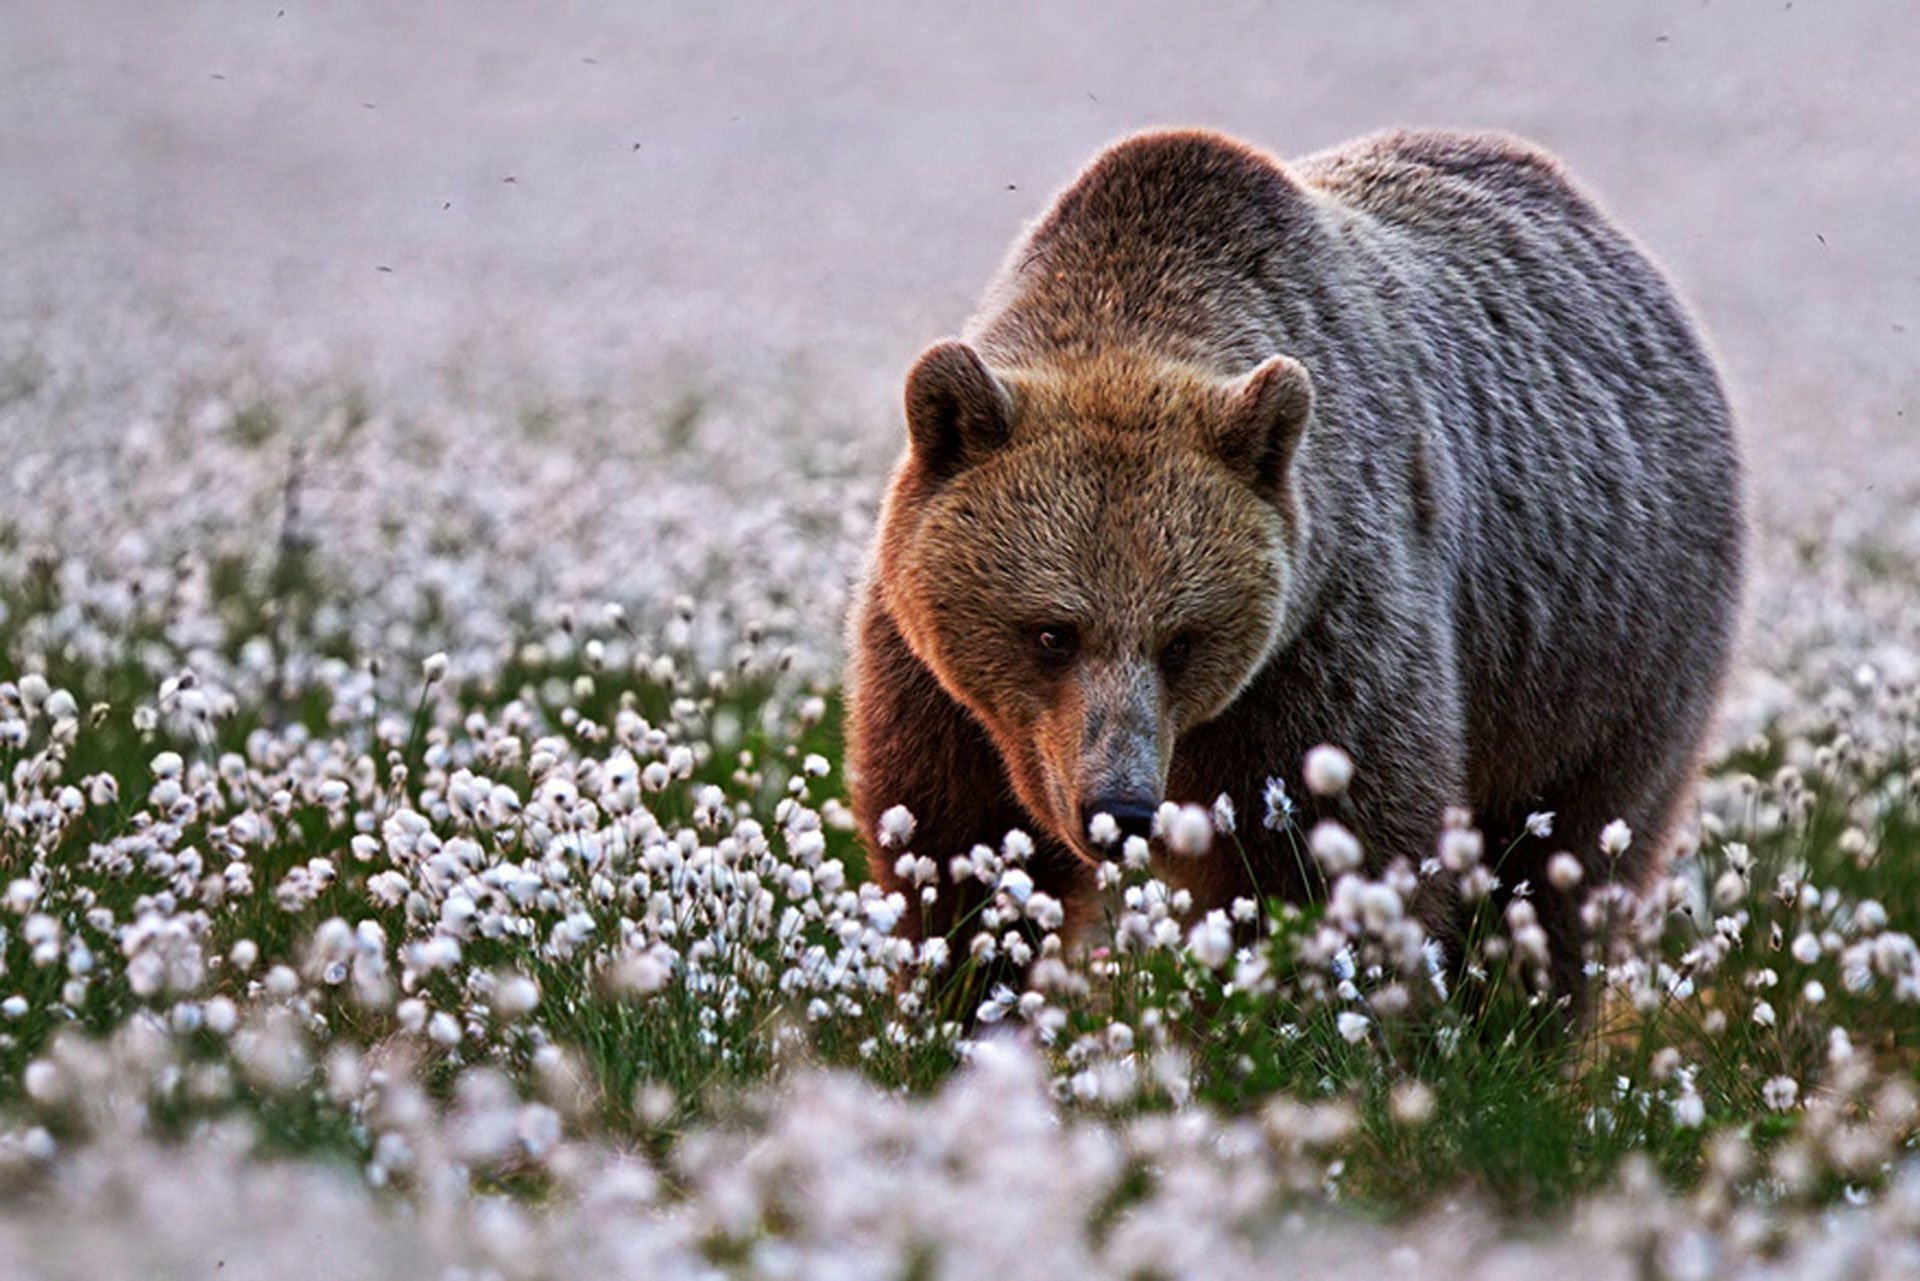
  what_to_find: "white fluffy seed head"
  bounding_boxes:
[1546,852,1584,892]
[876,805,916,850]
[1302,744,1354,798]
[1309,821,1364,877]
[1438,827,1483,872]
[998,868,1034,905]
[1001,829,1034,864]
[1187,911,1234,970]
[1087,811,1121,847]
[1389,1080,1436,1126]
[3,880,39,915]
[16,674,49,712]
[1160,804,1214,857]
[495,975,541,1019]
[1210,793,1237,834]
[23,1060,62,1105]
[1599,819,1633,857]
[422,652,449,683]
[1026,892,1065,932]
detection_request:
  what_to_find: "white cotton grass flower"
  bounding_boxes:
[1599,818,1633,857]
[1187,910,1234,970]
[1335,1010,1371,1044]
[1546,852,1584,892]
[15,673,49,713]
[876,805,916,850]
[1025,892,1065,932]
[1086,810,1121,848]
[1438,825,1483,872]
[1157,803,1214,857]
[1389,1080,1436,1126]
[23,1059,62,1106]
[611,948,674,997]
[1309,820,1363,877]
[422,652,449,683]
[975,985,1017,1025]
[42,688,77,724]
[204,996,239,1037]
[4,880,39,915]
[1525,811,1555,838]
[1001,829,1034,864]
[396,999,429,1033]
[1302,744,1353,797]
[494,975,541,1020]
[1673,1076,1707,1129]
[1762,1076,1800,1112]
[997,867,1034,905]
[1211,792,1237,834]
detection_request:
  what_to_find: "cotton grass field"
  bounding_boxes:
[5,3,1920,1278]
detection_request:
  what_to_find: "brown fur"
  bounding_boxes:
[845,127,1746,1008]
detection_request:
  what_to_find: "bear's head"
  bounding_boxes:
[877,338,1315,862]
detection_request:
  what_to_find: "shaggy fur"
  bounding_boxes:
[846,127,1745,1005]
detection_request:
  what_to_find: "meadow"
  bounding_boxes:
[0,372,1916,1279]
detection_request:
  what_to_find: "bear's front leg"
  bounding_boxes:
[844,593,1096,1010]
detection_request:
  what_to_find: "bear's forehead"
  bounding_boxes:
[1007,353,1226,440]
[925,441,1275,613]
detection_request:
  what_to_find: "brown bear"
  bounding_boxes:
[845,126,1744,1007]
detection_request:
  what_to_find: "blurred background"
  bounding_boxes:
[3,1,1916,680]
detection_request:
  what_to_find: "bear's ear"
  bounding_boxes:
[904,339,1014,480]
[1210,354,1314,492]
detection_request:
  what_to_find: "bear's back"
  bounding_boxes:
[1303,129,1744,808]
[972,130,1318,368]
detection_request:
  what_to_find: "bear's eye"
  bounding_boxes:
[1033,624,1079,663]
[1160,633,1196,677]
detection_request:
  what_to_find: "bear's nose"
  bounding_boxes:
[1081,796,1160,853]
